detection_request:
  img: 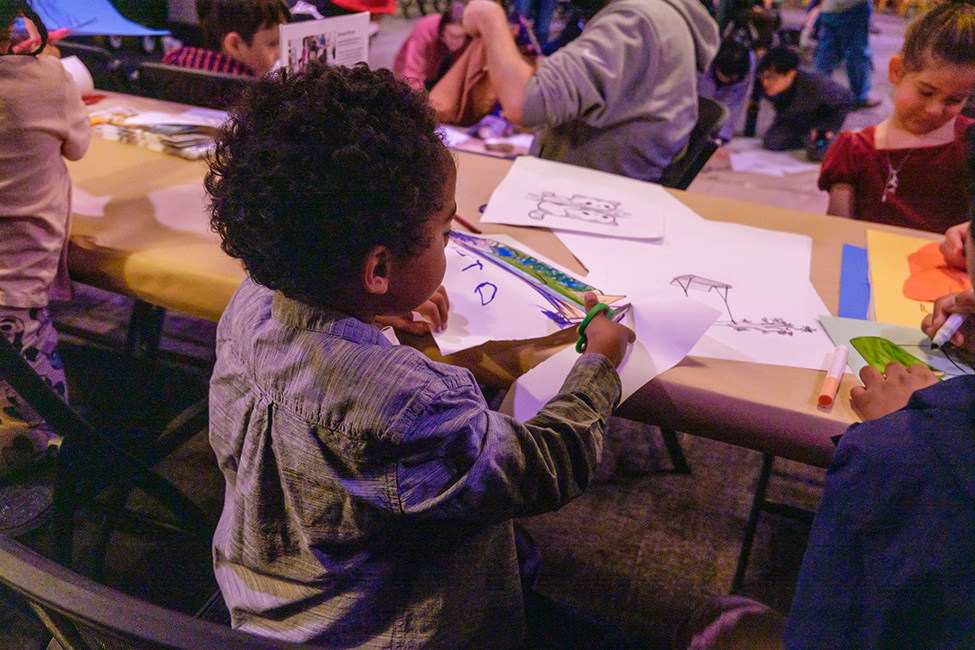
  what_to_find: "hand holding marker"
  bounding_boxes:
[932,313,966,348]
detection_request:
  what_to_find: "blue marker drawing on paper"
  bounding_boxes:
[449,231,627,326]
[474,282,497,305]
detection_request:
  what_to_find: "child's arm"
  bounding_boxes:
[826,183,854,218]
[61,67,91,161]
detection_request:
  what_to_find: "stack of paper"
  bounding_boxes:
[89,107,227,160]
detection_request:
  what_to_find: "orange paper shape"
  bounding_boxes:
[903,242,972,301]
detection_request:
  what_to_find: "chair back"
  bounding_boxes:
[0,535,312,650]
[56,40,132,93]
[658,97,729,190]
[136,62,255,110]
[0,335,209,570]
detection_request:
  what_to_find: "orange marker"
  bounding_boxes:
[818,345,849,407]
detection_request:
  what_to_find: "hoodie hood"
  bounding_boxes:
[656,0,719,73]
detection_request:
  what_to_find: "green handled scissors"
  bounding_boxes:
[576,303,630,353]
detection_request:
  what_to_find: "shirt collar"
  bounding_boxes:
[271,292,391,347]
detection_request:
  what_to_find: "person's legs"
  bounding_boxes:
[532,0,560,46]
[0,306,66,477]
[839,0,872,102]
[813,10,842,77]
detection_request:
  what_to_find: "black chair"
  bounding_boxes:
[658,97,730,191]
[0,535,313,650]
[0,334,209,576]
[56,40,133,93]
[135,62,255,110]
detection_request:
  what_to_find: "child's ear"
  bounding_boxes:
[362,245,390,295]
[221,31,246,58]
[889,54,905,84]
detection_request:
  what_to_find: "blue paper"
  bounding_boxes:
[30,0,168,36]
[839,244,870,320]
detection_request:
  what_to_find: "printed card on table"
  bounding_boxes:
[479,157,667,241]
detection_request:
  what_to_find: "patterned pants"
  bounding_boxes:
[0,306,67,477]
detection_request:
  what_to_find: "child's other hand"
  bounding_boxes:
[377,286,450,335]
[921,289,975,350]
[939,221,969,270]
[850,362,938,421]
[580,292,634,368]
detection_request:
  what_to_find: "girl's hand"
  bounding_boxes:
[850,362,938,421]
[921,289,975,350]
[939,221,969,270]
[579,292,635,368]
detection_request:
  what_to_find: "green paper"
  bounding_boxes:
[849,336,936,373]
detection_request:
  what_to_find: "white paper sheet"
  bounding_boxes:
[147,185,216,237]
[60,56,94,96]
[499,295,719,420]
[819,315,971,379]
[434,236,591,355]
[479,156,667,240]
[555,213,835,370]
[728,150,820,177]
[71,187,112,218]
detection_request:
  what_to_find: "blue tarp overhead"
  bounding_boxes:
[30,0,169,36]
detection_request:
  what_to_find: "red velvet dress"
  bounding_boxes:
[818,115,973,233]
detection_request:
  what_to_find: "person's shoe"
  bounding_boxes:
[855,96,882,110]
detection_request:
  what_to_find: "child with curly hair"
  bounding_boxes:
[819,0,975,232]
[205,61,634,649]
[0,0,89,475]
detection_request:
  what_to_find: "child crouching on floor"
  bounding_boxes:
[204,61,634,649]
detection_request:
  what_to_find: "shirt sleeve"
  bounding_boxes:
[60,64,91,161]
[521,6,648,129]
[393,353,621,523]
[817,131,857,192]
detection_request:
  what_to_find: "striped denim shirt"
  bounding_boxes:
[209,278,621,649]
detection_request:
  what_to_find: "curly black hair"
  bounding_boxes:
[206,62,452,307]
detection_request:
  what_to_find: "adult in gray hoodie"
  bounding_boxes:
[463,0,719,182]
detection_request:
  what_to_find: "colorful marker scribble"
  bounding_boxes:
[449,231,627,325]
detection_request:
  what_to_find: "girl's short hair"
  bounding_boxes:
[902,0,975,71]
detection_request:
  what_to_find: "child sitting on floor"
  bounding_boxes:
[204,61,634,649]
[698,37,755,144]
[0,1,90,474]
[162,0,290,77]
[818,0,975,233]
[754,45,854,153]
[393,1,469,91]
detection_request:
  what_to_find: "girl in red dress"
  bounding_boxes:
[819,0,975,233]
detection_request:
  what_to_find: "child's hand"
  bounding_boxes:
[939,221,969,270]
[579,292,635,368]
[921,289,975,350]
[850,362,938,421]
[377,286,450,335]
